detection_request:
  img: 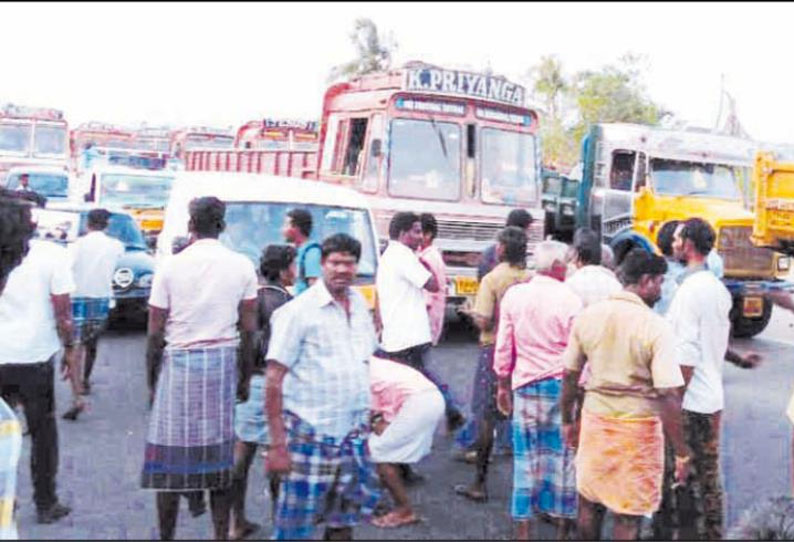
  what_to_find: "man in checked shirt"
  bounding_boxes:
[265,233,380,540]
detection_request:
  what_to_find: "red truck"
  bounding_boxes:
[185,61,545,308]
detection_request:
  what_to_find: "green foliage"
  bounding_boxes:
[328,18,397,83]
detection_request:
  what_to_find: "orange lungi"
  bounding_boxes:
[575,408,664,516]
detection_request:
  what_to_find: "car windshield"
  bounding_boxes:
[6,172,68,197]
[100,173,174,208]
[481,128,538,205]
[33,125,67,156]
[219,202,378,277]
[650,158,741,200]
[0,123,32,153]
[388,118,461,201]
[184,135,234,150]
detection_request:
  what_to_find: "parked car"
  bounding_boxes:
[31,205,155,323]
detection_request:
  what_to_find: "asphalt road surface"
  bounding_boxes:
[12,308,794,540]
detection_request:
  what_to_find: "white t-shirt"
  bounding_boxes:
[69,231,125,298]
[565,265,623,308]
[376,241,432,352]
[0,240,75,364]
[148,239,258,349]
[666,268,732,414]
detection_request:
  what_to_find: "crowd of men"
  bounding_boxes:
[1,184,794,540]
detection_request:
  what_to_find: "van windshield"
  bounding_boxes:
[388,118,461,201]
[100,173,174,208]
[220,202,378,278]
[650,158,741,200]
[6,172,69,198]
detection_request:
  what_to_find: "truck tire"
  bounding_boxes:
[730,295,773,338]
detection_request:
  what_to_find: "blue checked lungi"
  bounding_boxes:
[0,399,21,540]
[141,345,237,491]
[511,377,577,520]
[70,297,111,344]
[234,373,268,446]
[272,411,381,540]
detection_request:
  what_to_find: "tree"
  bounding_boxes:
[528,55,567,121]
[328,18,397,83]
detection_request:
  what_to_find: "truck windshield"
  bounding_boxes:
[220,202,378,278]
[481,128,538,205]
[0,123,32,153]
[33,125,67,156]
[100,173,174,208]
[6,172,68,197]
[185,135,234,150]
[650,158,741,200]
[388,118,461,201]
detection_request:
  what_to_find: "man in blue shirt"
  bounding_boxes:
[282,209,321,296]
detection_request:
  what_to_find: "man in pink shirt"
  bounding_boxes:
[494,240,582,541]
[419,213,447,346]
[368,355,444,529]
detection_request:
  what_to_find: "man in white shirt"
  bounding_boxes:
[0,190,77,525]
[376,212,465,433]
[666,217,761,541]
[141,196,258,540]
[565,228,622,308]
[64,209,124,416]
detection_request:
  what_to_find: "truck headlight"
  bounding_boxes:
[136,273,154,288]
[778,256,790,272]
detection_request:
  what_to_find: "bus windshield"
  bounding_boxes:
[33,125,67,156]
[99,173,174,208]
[650,158,741,200]
[481,128,538,205]
[388,118,461,201]
[0,123,32,153]
[220,202,378,278]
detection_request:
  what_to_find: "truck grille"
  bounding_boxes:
[436,219,544,247]
[718,226,775,275]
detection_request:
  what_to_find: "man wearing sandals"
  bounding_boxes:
[493,240,581,540]
[265,233,380,540]
[369,355,444,529]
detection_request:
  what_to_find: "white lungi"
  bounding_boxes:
[369,388,444,464]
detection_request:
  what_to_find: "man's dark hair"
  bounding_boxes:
[0,188,35,291]
[573,227,602,266]
[286,208,313,238]
[389,211,420,240]
[321,233,361,262]
[420,213,438,240]
[497,226,528,266]
[506,208,533,230]
[260,244,296,282]
[680,217,715,256]
[188,196,226,237]
[656,220,681,258]
[87,208,111,230]
[12,188,46,208]
[618,248,668,286]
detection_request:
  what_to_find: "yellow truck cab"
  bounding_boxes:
[157,171,380,309]
[570,123,791,337]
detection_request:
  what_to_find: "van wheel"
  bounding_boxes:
[730,296,773,338]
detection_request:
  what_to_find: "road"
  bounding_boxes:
[12,308,794,540]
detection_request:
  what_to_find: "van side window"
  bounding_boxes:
[610,150,636,191]
[342,118,369,176]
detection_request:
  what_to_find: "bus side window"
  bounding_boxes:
[342,118,369,176]
[610,150,636,191]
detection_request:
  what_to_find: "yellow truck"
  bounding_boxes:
[567,123,792,337]
[752,150,794,255]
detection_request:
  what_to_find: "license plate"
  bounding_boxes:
[743,296,764,318]
[455,276,479,296]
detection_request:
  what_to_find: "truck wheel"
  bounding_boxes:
[730,296,773,338]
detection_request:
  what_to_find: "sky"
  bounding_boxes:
[3,1,794,143]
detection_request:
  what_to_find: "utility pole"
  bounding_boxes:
[714,73,725,132]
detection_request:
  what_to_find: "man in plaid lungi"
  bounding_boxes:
[142,197,258,540]
[62,208,124,420]
[265,233,380,540]
[493,240,582,540]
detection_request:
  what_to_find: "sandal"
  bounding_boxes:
[62,402,86,421]
[454,483,489,503]
[371,511,421,528]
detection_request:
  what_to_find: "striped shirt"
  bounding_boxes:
[267,280,378,440]
[0,399,21,540]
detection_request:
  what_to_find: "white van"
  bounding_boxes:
[157,171,380,306]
